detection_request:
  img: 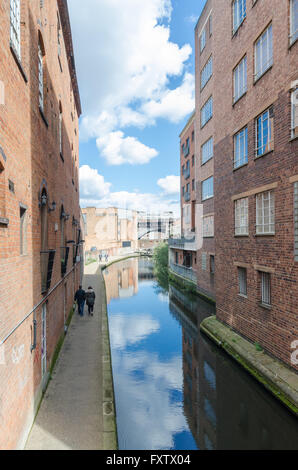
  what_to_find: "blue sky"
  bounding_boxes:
[68,0,206,216]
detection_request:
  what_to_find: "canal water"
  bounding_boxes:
[103,257,298,450]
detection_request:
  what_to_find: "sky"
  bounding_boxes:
[68,0,207,217]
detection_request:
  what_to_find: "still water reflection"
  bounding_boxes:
[103,258,298,450]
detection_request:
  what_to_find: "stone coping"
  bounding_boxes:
[200,316,298,415]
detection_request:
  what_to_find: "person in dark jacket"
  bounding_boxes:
[74,285,86,317]
[85,286,96,316]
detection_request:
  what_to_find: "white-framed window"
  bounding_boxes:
[203,215,214,238]
[261,271,271,306]
[10,0,21,60]
[209,14,212,36]
[238,267,247,296]
[291,86,298,139]
[256,190,275,235]
[233,56,247,103]
[294,182,298,261]
[235,197,248,235]
[202,176,214,201]
[201,56,213,90]
[59,107,63,155]
[210,255,215,274]
[290,0,298,45]
[201,96,213,127]
[200,28,206,53]
[202,252,207,271]
[57,12,62,57]
[38,42,44,111]
[255,107,273,156]
[233,0,246,34]
[234,127,248,168]
[254,23,273,82]
[202,137,213,164]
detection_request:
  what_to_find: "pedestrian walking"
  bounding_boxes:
[74,285,86,317]
[86,286,96,316]
[99,253,102,262]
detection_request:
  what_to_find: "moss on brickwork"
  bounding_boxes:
[200,316,298,416]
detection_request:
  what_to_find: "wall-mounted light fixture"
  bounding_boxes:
[39,193,47,207]
[48,201,56,212]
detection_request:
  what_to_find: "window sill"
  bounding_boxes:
[233,91,247,107]
[233,162,248,172]
[200,76,212,92]
[234,234,249,238]
[259,302,272,311]
[60,152,64,162]
[10,43,28,83]
[255,232,275,237]
[202,196,214,202]
[254,149,273,160]
[232,17,246,39]
[0,217,9,226]
[201,116,212,129]
[238,293,248,299]
[253,64,273,85]
[39,107,49,128]
[289,135,298,143]
[201,157,213,166]
[289,36,298,50]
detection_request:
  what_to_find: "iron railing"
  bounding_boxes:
[40,250,56,294]
[169,261,197,283]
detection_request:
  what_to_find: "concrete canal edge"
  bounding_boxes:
[200,316,298,415]
[99,266,119,450]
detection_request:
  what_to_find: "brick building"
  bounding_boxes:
[194,1,216,301]
[82,207,138,257]
[196,0,297,369]
[0,0,82,449]
[169,111,199,287]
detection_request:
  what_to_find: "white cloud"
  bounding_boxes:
[79,165,111,199]
[69,0,194,164]
[79,165,181,216]
[157,175,180,194]
[96,131,158,166]
[185,14,198,24]
[110,314,160,350]
[80,191,180,217]
[142,73,195,124]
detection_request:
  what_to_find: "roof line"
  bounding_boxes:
[57,0,82,117]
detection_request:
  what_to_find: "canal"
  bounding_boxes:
[103,257,298,450]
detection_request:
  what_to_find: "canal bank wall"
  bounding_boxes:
[99,266,119,450]
[168,269,216,305]
[200,316,298,415]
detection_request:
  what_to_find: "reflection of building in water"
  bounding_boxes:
[169,285,216,450]
[138,257,155,280]
[104,258,139,303]
[82,207,138,257]
[169,285,298,450]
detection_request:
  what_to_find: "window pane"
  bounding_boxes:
[255,24,273,81]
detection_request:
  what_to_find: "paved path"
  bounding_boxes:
[25,262,114,450]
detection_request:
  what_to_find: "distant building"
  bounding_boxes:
[138,211,180,250]
[0,0,81,448]
[82,207,138,257]
[169,111,201,290]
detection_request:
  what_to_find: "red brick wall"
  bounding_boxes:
[0,0,81,448]
[212,0,298,368]
[194,0,215,300]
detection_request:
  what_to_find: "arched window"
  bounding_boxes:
[40,188,48,251]
[10,0,21,60]
[38,34,45,111]
[59,102,63,156]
